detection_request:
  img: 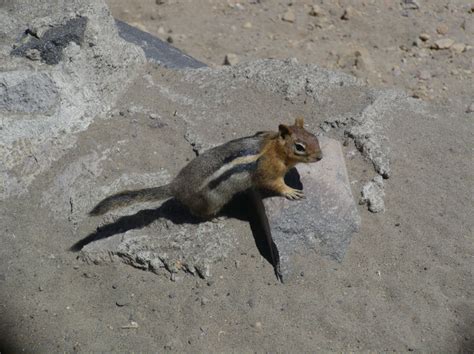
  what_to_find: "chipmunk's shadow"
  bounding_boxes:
[71,168,303,274]
[70,199,201,252]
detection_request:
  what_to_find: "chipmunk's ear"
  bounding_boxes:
[278,124,291,137]
[295,117,304,128]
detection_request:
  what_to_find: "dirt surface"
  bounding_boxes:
[108,0,473,108]
[1,0,473,352]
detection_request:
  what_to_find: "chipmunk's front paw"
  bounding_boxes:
[283,188,305,200]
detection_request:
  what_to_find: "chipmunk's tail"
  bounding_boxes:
[89,184,173,216]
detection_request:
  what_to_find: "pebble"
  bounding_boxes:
[282,9,296,23]
[166,36,173,43]
[224,53,239,65]
[243,21,252,29]
[340,7,356,20]
[419,33,430,42]
[392,66,402,76]
[116,298,131,307]
[25,48,41,61]
[451,43,466,53]
[308,4,323,16]
[417,70,431,80]
[121,321,139,329]
[436,24,449,35]
[467,103,474,113]
[200,297,210,306]
[431,38,454,50]
[402,0,420,10]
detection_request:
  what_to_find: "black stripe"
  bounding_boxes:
[208,161,258,190]
[221,133,267,164]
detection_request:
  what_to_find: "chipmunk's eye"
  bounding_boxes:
[294,142,306,155]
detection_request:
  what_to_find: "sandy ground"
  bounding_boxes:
[108,0,473,109]
[1,0,473,352]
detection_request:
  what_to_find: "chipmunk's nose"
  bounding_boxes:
[311,151,322,162]
[315,151,323,161]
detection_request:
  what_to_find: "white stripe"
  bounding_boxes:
[199,153,262,190]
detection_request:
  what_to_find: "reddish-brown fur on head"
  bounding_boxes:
[278,118,322,165]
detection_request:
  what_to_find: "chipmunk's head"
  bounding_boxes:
[278,117,323,163]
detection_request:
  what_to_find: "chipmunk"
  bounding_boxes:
[90,118,322,218]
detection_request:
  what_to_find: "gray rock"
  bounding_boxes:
[0,0,145,200]
[115,19,205,69]
[80,219,238,279]
[360,176,385,213]
[11,16,88,65]
[0,71,58,114]
[263,137,361,281]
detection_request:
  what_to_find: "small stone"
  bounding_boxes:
[243,21,252,29]
[149,113,159,120]
[254,321,263,330]
[467,103,474,113]
[247,299,255,308]
[431,38,454,50]
[360,176,385,213]
[121,321,139,329]
[282,9,296,23]
[116,298,130,307]
[224,53,239,66]
[25,48,41,61]
[353,48,373,72]
[166,36,173,44]
[200,297,210,306]
[451,43,466,53]
[340,7,356,20]
[417,70,431,80]
[419,33,430,41]
[155,0,165,4]
[436,24,449,35]
[392,66,402,77]
[412,38,423,47]
[402,0,420,10]
[308,4,323,16]
[157,26,166,35]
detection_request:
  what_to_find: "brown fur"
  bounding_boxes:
[89,118,321,217]
[254,118,322,197]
